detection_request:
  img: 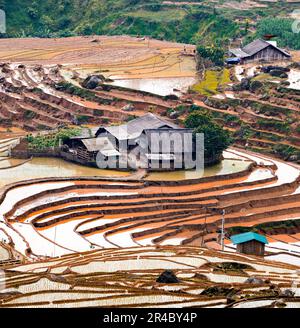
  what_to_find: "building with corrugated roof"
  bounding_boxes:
[62,114,195,170]
[230,232,268,256]
[229,39,291,64]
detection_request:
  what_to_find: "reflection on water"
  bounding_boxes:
[0,157,130,188]
[145,160,251,181]
[109,77,197,96]
[0,158,25,169]
[0,158,251,188]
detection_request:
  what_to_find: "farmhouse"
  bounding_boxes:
[230,232,268,257]
[62,113,195,170]
[229,39,291,64]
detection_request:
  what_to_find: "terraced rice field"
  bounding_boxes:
[0,36,300,308]
[0,35,196,97]
[0,147,298,263]
[0,61,185,132]
[1,245,300,308]
[191,63,300,163]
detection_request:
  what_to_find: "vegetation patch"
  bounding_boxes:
[185,110,233,163]
[200,286,238,297]
[55,82,112,106]
[229,218,300,236]
[248,17,300,50]
[127,9,186,22]
[192,69,231,96]
[26,128,81,150]
[257,119,290,134]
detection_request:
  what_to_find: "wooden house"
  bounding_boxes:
[229,39,291,64]
[230,232,268,256]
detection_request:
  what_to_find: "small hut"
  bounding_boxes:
[61,136,120,166]
[230,232,268,256]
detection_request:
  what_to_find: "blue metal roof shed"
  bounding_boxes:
[225,57,240,65]
[230,232,268,245]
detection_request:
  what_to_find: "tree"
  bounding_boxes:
[185,111,233,161]
[197,45,225,66]
[194,123,232,159]
[185,111,212,128]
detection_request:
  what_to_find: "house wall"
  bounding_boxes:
[237,240,265,256]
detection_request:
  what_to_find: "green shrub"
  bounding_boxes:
[185,111,233,160]
[26,127,81,150]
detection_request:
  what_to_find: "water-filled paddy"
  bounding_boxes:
[0,157,130,188]
[109,77,197,96]
[0,157,252,187]
[0,158,28,169]
[145,159,251,181]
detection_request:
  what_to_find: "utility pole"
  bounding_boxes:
[53,225,57,258]
[221,209,225,251]
[201,216,206,247]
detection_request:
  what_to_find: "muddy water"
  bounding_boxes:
[0,158,26,169]
[0,158,252,188]
[109,77,197,96]
[145,159,251,181]
[0,157,130,188]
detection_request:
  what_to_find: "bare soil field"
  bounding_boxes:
[0,35,195,75]
[0,36,197,96]
[218,0,267,10]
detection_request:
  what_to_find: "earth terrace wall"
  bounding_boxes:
[205,206,300,231]
[12,196,219,223]
[33,208,205,229]
[5,244,297,271]
[101,83,180,102]
[32,203,206,223]
[220,193,300,214]
[4,183,145,220]
[131,188,300,241]
[3,169,278,221]
[18,198,211,221]
[0,160,256,198]
[30,92,130,121]
[216,176,300,204]
[0,164,261,216]
[0,157,32,170]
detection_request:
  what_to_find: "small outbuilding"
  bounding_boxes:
[225,57,241,65]
[230,232,268,256]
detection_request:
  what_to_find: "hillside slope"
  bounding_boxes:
[0,1,284,45]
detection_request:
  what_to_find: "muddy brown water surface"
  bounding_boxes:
[0,157,130,188]
[146,160,251,181]
[0,158,252,188]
